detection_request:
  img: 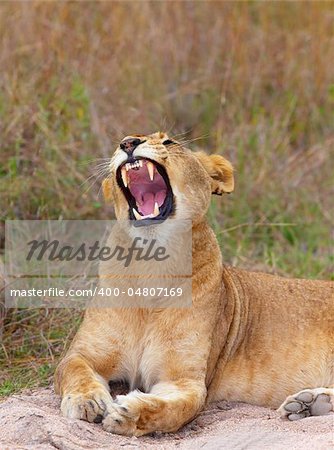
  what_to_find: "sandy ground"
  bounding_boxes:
[0,387,333,450]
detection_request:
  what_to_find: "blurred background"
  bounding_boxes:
[0,2,333,395]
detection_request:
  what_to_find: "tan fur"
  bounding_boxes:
[55,132,334,435]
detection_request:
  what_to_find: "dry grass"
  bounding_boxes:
[0,2,333,395]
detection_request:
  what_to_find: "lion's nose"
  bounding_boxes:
[120,137,142,155]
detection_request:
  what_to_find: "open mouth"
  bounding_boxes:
[116,158,174,225]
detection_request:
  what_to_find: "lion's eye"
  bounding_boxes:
[162,139,175,146]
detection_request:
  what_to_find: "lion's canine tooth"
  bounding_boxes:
[147,161,154,181]
[133,208,143,220]
[125,163,130,171]
[139,160,143,167]
[121,167,128,187]
[153,202,159,217]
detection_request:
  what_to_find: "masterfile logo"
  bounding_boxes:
[5,220,192,309]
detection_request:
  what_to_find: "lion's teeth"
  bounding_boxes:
[125,160,143,172]
[132,208,143,220]
[147,161,154,181]
[121,167,128,187]
[153,202,159,217]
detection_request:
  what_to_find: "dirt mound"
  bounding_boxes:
[0,388,332,449]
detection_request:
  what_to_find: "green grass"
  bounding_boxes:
[0,364,53,397]
[0,309,83,397]
[0,2,333,397]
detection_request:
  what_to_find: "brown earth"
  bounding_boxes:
[0,387,333,450]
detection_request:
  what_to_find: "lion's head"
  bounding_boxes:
[102,131,234,226]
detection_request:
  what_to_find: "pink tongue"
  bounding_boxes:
[155,190,166,206]
[138,190,166,216]
[141,193,154,215]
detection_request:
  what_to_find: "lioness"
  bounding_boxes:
[55,132,333,436]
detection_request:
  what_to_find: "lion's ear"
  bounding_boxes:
[102,178,113,202]
[194,151,234,195]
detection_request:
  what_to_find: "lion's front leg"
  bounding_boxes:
[55,355,115,423]
[102,380,206,436]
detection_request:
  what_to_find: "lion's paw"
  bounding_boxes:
[278,388,334,421]
[61,388,114,423]
[102,392,158,436]
[102,401,139,436]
